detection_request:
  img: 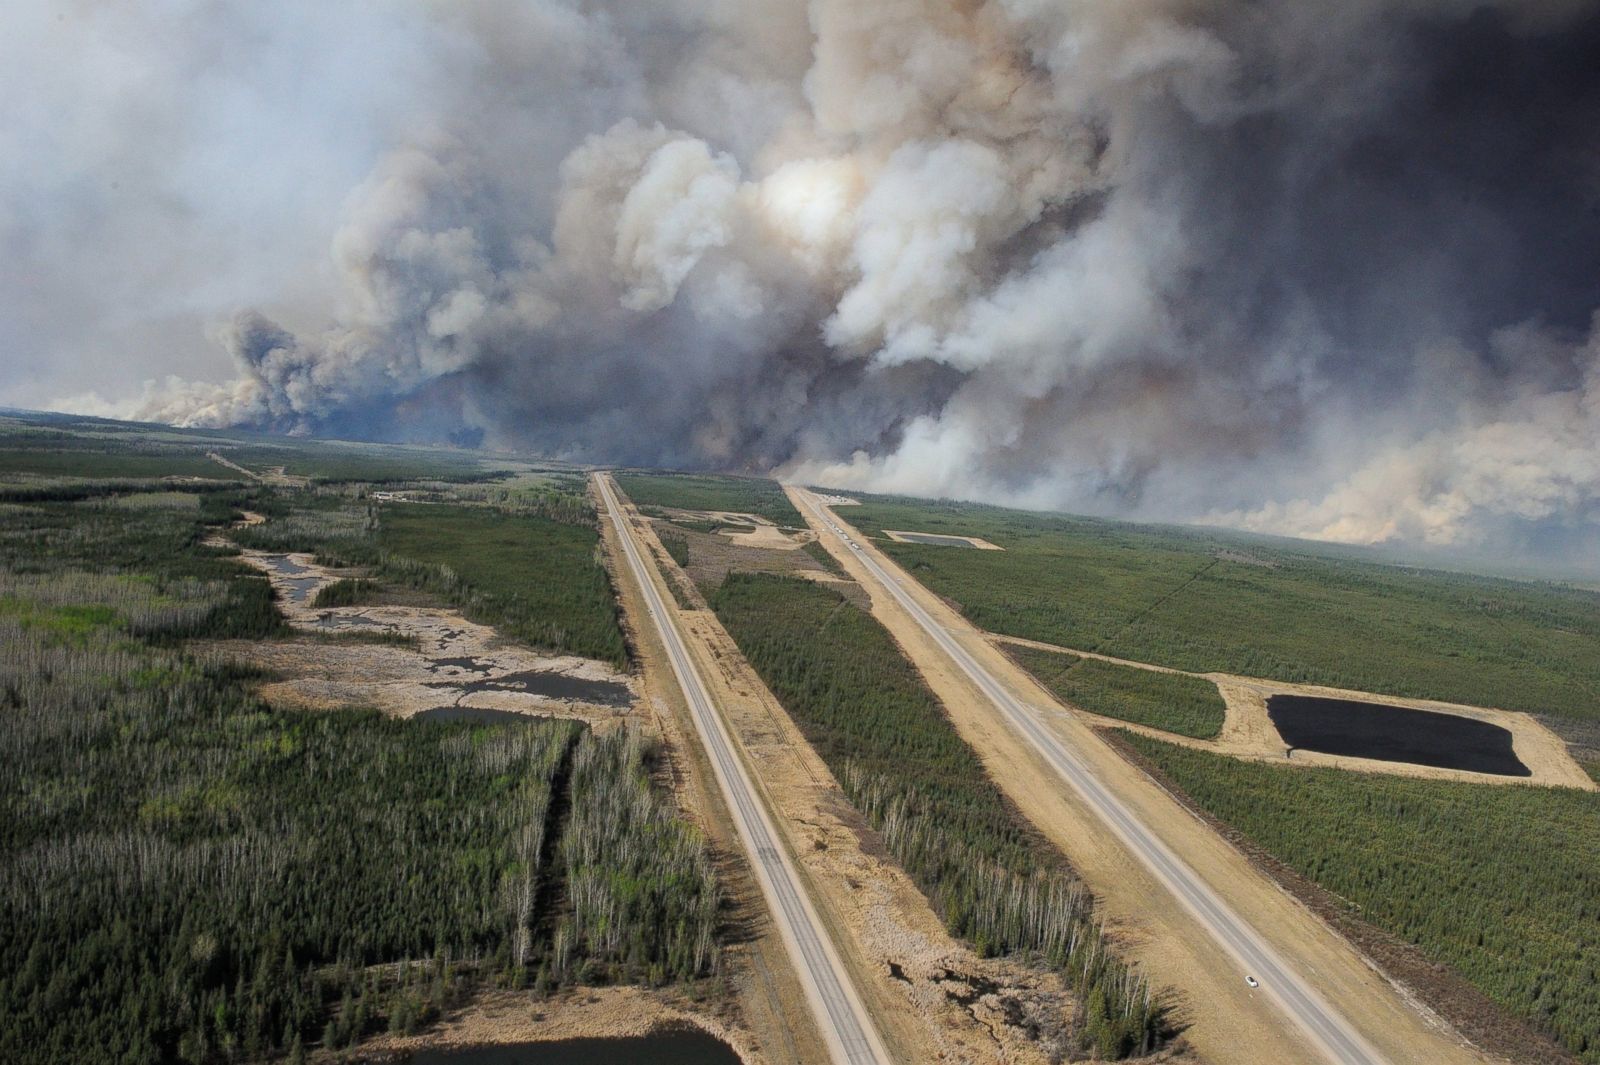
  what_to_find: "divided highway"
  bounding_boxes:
[792,487,1389,1065]
[596,474,892,1065]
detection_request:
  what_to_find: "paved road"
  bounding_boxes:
[792,487,1388,1065]
[596,475,891,1065]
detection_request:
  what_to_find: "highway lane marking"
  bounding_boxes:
[597,475,892,1065]
[794,487,1388,1065]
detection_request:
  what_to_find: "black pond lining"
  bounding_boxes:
[1267,695,1530,777]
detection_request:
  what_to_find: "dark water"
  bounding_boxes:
[414,707,544,725]
[894,532,977,548]
[429,670,632,706]
[427,655,497,675]
[261,554,323,603]
[402,1031,741,1065]
[1267,695,1531,776]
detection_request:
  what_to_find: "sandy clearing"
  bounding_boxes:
[791,486,1500,1065]
[989,635,1595,790]
[720,523,803,550]
[614,480,1157,1065]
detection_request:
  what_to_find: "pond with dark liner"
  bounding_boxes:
[402,1030,741,1065]
[1267,695,1530,777]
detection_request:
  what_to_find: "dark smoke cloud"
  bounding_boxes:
[10,0,1600,565]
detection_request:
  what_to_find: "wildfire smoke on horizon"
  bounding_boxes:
[7,0,1600,566]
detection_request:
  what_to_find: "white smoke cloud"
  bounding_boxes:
[8,0,1600,566]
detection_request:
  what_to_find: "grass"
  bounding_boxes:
[843,494,1600,721]
[710,572,1164,1058]
[1007,645,1227,739]
[614,472,802,527]
[1120,733,1600,1062]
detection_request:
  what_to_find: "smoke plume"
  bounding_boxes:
[12,0,1600,565]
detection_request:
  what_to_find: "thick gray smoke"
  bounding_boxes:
[17,0,1600,564]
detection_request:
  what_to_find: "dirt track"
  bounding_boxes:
[789,485,1504,1065]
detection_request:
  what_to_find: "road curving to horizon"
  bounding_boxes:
[790,485,1392,1065]
[596,473,893,1065]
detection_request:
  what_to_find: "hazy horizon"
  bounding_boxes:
[7,0,1600,572]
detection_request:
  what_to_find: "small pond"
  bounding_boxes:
[261,554,324,603]
[402,1030,741,1065]
[1267,695,1530,777]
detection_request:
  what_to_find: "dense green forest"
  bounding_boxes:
[710,572,1164,1058]
[1121,733,1600,1061]
[844,495,1600,721]
[0,480,717,1063]
[614,472,802,527]
[1006,645,1227,739]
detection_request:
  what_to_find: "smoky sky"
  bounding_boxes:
[7,0,1600,565]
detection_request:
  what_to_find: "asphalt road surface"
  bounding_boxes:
[596,475,891,1065]
[792,486,1388,1065]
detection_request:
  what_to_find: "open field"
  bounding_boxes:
[615,472,803,527]
[1121,733,1600,1062]
[842,494,1600,722]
